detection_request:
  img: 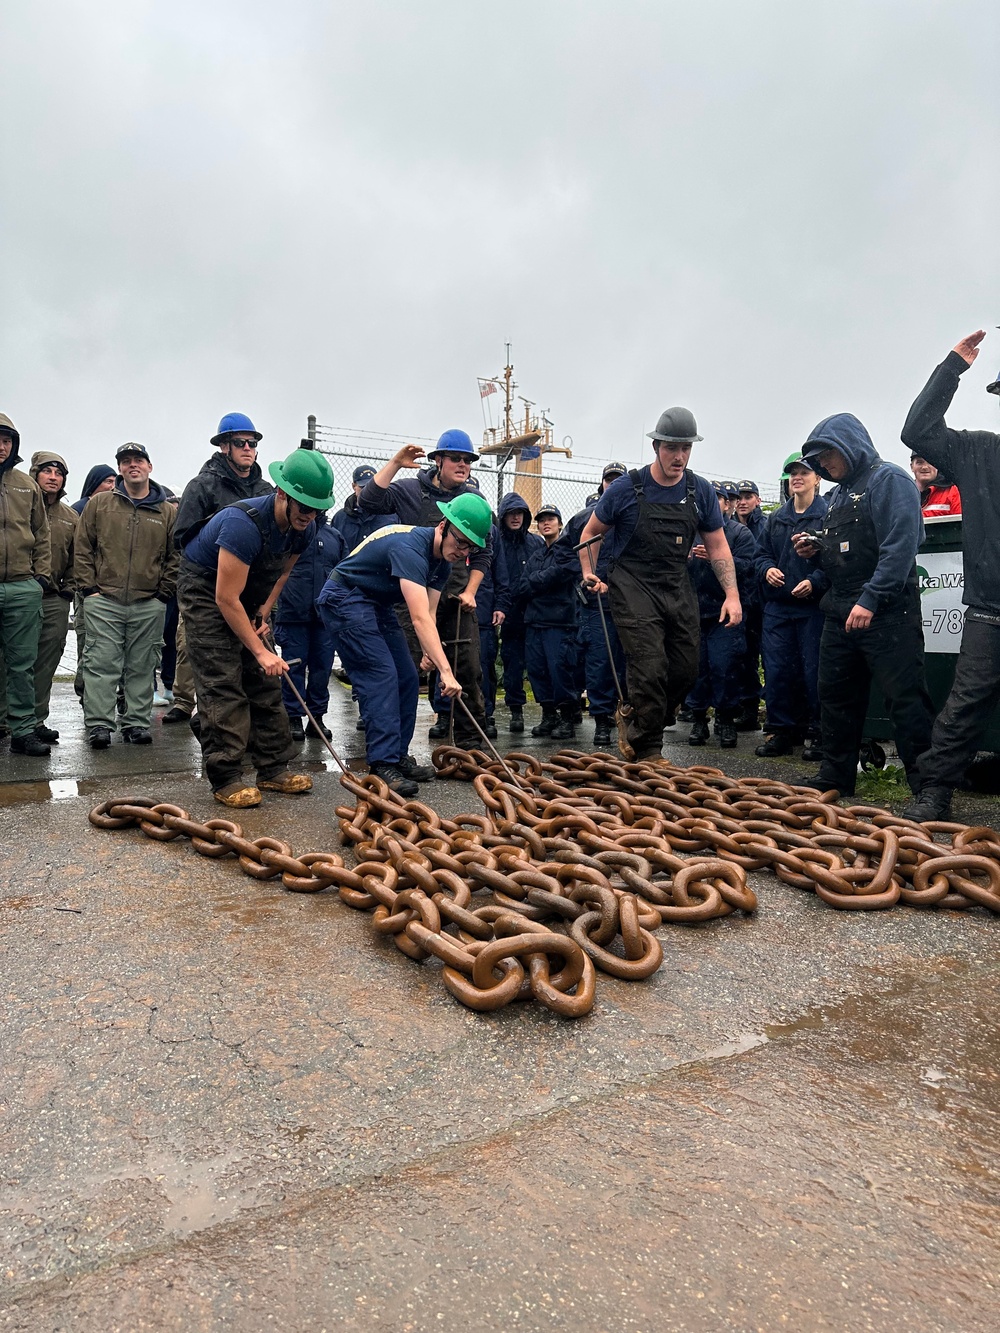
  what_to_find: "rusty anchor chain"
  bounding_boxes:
[89,749,1000,1022]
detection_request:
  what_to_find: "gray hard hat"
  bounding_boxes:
[647,406,703,444]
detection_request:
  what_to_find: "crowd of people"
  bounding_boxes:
[0,328,997,819]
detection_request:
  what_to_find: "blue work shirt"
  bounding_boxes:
[182,494,315,572]
[593,467,723,565]
[319,525,451,608]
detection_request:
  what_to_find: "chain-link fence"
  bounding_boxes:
[309,420,781,520]
[313,442,604,522]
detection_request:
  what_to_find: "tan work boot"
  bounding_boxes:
[258,770,313,795]
[214,782,262,808]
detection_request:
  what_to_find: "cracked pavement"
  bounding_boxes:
[1,683,999,1331]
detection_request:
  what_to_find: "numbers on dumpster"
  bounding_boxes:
[923,608,965,636]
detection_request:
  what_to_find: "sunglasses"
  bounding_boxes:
[290,499,319,517]
[437,453,471,464]
[228,439,259,449]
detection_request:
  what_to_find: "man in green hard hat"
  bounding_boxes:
[177,443,337,807]
[317,491,493,797]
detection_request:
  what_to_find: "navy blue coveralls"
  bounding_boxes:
[316,526,450,768]
[497,492,544,710]
[754,492,829,740]
[273,515,346,724]
[685,517,757,721]
[523,532,580,719]
[564,502,627,723]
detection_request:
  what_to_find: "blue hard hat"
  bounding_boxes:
[428,428,480,462]
[211,412,262,445]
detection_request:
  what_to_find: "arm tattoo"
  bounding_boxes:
[710,556,737,591]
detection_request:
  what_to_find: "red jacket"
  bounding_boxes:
[920,483,962,518]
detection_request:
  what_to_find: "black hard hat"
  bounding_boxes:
[647,407,703,444]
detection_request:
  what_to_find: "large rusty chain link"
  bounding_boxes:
[89,747,1000,1021]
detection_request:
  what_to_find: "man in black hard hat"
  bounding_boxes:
[901,329,1000,821]
[577,407,741,761]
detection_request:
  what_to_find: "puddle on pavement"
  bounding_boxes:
[0,778,105,806]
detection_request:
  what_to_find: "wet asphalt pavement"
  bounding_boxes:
[2,681,999,1331]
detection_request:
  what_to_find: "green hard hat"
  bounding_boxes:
[436,491,492,547]
[268,448,336,510]
[780,450,816,480]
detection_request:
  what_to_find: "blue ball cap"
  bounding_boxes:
[535,503,562,522]
[211,412,262,445]
[352,464,376,485]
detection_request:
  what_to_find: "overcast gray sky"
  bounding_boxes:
[2,0,998,496]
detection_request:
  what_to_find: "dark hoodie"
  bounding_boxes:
[71,464,117,515]
[174,451,272,550]
[901,349,999,614]
[805,413,922,617]
[497,491,544,631]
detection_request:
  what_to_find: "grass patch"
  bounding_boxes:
[855,763,911,803]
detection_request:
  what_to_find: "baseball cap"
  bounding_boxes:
[535,504,562,522]
[352,464,376,486]
[116,442,151,462]
[602,460,627,479]
[736,479,759,496]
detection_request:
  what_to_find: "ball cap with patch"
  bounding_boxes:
[736,479,759,496]
[602,460,627,479]
[535,503,562,522]
[116,442,151,462]
[352,464,376,486]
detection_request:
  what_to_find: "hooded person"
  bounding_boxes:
[0,414,53,757]
[358,430,493,746]
[29,452,78,743]
[178,446,335,808]
[791,413,934,798]
[75,443,179,748]
[71,464,117,515]
[900,329,1000,821]
[496,490,545,732]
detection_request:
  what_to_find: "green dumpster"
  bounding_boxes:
[864,516,1000,751]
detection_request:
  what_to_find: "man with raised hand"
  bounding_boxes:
[901,329,1000,820]
[359,429,492,747]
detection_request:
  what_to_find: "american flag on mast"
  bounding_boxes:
[478,379,498,398]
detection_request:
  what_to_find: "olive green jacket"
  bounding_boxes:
[0,428,52,585]
[76,480,178,603]
[30,451,78,594]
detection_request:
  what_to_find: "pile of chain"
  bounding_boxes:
[428,745,1000,918]
[88,747,999,1021]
